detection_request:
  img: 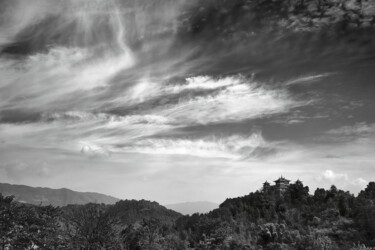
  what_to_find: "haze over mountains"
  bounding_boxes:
[0,182,218,214]
[165,201,219,215]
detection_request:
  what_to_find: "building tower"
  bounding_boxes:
[274,176,290,196]
[262,181,271,193]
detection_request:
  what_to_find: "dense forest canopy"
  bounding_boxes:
[1,180,375,249]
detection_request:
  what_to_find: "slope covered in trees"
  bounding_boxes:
[2,180,375,249]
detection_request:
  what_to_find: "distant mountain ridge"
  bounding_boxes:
[165,201,219,215]
[0,183,218,215]
[0,183,120,206]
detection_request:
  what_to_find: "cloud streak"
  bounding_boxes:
[326,122,375,137]
[0,73,306,160]
[118,133,271,160]
[121,75,307,125]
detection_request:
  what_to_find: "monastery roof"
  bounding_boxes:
[274,176,290,183]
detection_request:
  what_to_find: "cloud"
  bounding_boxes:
[0,71,308,160]
[326,122,375,137]
[351,178,368,189]
[153,75,307,125]
[0,112,173,156]
[320,169,349,182]
[0,109,283,160]
[117,132,273,160]
[80,142,111,158]
[317,170,369,192]
[0,46,133,112]
[42,111,172,125]
[0,0,53,46]
[169,75,241,91]
[285,73,332,86]
[0,0,311,165]
[286,119,305,125]
[122,75,244,107]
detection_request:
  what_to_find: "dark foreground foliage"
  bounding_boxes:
[1,180,375,249]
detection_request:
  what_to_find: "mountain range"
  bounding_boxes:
[0,182,218,214]
[0,183,120,207]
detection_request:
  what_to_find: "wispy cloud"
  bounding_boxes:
[0,73,307,160]
[153,75,306,125]
[0,112,173,155]
[0,46,133,112]
[285,73,333,86]
[118,133,272,160]
[326,122,375,137]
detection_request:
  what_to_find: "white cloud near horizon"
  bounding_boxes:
[317,169,368,190]
[321,169,349,181]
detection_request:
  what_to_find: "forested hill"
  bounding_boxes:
[175,180,375,249]
[2,180,375,249]
[0,182,120,206]
[107,199,182,225]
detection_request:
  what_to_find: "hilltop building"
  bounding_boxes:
[262,181,271,192]
[274,176,290,194]
[262,176,291,196]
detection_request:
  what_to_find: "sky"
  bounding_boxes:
[0,0,374,204]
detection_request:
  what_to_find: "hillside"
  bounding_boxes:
[108,199,182,225]
[0,180,375,250]
[174,180,375,249]
[2,179,375,249]
[0,183,120,206]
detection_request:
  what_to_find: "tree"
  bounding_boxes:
[0,193,15,249]
[359,182,375,200]
[313,188,327,204]
[121,224,142,250]
[286,180,309,205]
[0,193,66,249]
[338,195,349,216]
[62,203,120,249]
